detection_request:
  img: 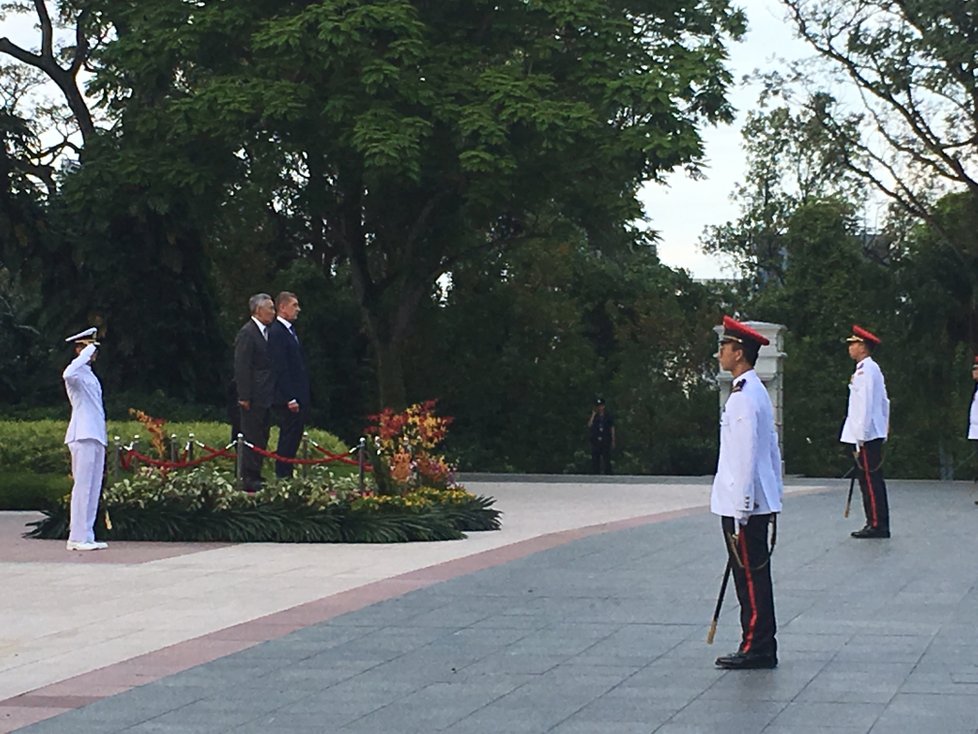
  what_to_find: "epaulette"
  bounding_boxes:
[731,378,746,393]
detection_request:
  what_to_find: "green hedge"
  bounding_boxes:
[0,419,351,474]
[25,468,501,543]
[0,420,354,510]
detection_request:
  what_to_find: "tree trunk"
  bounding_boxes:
[370,334,408,411]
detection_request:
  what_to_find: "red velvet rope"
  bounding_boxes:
[120,441,371,471]
[245,443,341,465]
[311,443,368,468]
[124,448,233,469]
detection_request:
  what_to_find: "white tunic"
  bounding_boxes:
[63,344,107,446]
[840,356,889,445]
[969,387,978,440]
[711,369,783,519]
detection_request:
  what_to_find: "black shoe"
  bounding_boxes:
[715,651,778,670]
[851,526,890,539]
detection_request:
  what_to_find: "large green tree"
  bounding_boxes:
[74,0,746,408]
[1,2,230,403]
[778,0,978,347]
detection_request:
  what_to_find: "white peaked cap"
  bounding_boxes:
[65,326,98,343]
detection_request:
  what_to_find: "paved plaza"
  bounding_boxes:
[2,477,978,733]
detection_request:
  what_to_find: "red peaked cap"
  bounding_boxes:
[720,315,769,347]
[846,324,881,345]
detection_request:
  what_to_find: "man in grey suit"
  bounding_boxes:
[234,293,276,491]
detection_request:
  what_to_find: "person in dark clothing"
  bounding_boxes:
[233,293,276,491]
[267,291,311,478]
[588,398,615,474]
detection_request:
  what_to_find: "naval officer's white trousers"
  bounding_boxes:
[68,439,105,543]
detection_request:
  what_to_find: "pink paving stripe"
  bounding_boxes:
[0,504,707,731]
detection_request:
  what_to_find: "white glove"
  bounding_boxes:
[735,512,750,527]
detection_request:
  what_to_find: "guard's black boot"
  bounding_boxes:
[714,651,778,669]
[851,526,890,539]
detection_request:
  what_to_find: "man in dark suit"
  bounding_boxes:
[267,291,311,478]
[233,293,276,491]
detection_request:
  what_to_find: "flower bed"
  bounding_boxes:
[27,402,501,543]
[26,467,501,543]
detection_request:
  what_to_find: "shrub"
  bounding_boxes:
[25,466,501,543]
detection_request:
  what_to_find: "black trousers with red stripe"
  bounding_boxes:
[854,439,889,531]
[721,514,777,658]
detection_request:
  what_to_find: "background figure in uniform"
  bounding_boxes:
[841,325,891,538]
[234,293,276,491]
[267,291,310,478]
[62,327,109,551]
[968,356,978,491]
[588,398,615,474]
[712,316,782,670]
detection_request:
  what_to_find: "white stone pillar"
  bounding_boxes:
[715,321,787,456]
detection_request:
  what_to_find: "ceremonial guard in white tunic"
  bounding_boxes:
[841,325,891,538]
[62,327,109,551]
[711,316,783,670]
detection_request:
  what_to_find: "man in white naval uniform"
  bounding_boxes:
[63,327,109,551]
[841,325,891,538]
[712,315,783,670]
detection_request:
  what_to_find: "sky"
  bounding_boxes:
[3,1,810,280]
[640,0,813,279]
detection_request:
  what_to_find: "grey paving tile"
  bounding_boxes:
[700,663,823,702]
[767,701,885,730]
[551,723,654,734]
[761,726,871,734]
[898,668,978,695]
[444,698,584,733]
[794,669,902,704]
[336,680,516,732]
[255,662,372,690]
[661,698,786,729]
[458,650,570,675]
[120,723,232,734]
[873,691,978,730]
[568,686,682,726]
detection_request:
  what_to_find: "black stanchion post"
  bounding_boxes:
[169,433,178,463]
[235,432,245,490]
[358,436,367,491]
[187,432,195,462]
[301,432,310,478]
[112,436,121,482]
[132,435,140,470]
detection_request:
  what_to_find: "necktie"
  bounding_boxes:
[289,325,299,343]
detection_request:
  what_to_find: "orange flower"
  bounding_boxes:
[390,452,413,484]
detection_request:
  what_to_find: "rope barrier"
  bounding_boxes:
[125,447,234,469]
[119,440,371,471]
[243,442,341,465]
[311,442,368,468]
